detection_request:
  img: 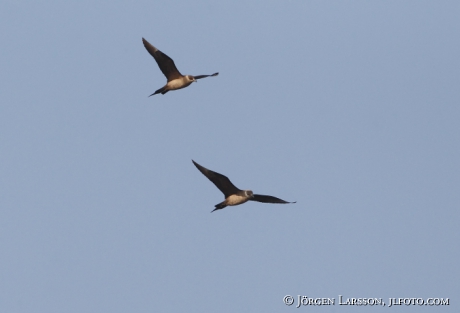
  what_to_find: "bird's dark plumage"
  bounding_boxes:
[142,38,182,81]
[142,38,219,96]
[251,194,293,204]
[192,160,239,198]
[194,73,219,80]
[192,160,296,212]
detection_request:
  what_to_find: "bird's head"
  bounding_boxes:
[187,75,197,83]
[244,190,254,198]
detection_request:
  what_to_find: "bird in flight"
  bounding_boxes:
[142,38,219,96]
[192,160,296,212]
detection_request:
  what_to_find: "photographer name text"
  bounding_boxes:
[283,295,450,308]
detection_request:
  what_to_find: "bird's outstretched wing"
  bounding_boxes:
[251,194,296,204]
[142,38,182,81]
[194,72,219,80]
[192,160,240,198]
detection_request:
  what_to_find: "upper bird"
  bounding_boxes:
[192,160,296,212]
[142,38,219,96]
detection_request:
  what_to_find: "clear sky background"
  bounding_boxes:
[1,1,459,312]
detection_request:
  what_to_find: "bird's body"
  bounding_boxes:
[142,38,218,96]
[192,160,295,212]
[166,77,194,91]
[224,194,251,206]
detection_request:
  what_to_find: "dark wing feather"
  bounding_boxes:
[194,72,219,80]
[192,160,240,198]
[251,194,296,204]
[142,38,182,81]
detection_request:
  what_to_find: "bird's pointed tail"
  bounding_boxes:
[149,87,168,97]
[211,202,227,212]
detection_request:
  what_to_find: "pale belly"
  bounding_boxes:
[226,194,249,206]
[167,78,192,90]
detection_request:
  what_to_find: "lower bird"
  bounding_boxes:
[192,160,296,212]
[142,38,218,96]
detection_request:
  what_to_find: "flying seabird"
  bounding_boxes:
[142,38,219,96]
[192,160,296,212]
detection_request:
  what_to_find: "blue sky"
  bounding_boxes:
[1,1,459,312]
